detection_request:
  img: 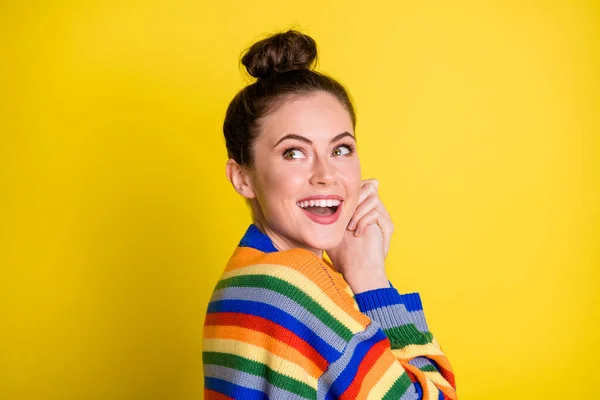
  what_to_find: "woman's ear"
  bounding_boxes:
[225,159,256,199]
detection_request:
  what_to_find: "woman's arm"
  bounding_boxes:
[349,287,456,399]
[317,320,455,399]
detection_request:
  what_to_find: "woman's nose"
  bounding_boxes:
[309,156,337,186]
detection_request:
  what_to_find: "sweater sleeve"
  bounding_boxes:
[317,287,457,399]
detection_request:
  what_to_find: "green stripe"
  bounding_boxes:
[382,372,414,400]
[420,364,439,372]
[383,324,434,349]
[203,351,316,399]
[216,274,354,340]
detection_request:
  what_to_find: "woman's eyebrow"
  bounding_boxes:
[273,131,355,148]
[330,132,356,143]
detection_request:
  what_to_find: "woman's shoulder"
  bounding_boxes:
[226,225,344,286]
[213,245,370,330]
[225,246,337,284]
[222,245,342,292]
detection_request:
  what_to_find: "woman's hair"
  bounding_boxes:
[223,30,356,167]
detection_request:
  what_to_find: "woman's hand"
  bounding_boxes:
[326,179,395,294]
[348,179,394,257]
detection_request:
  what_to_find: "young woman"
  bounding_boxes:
[203,30,457,400]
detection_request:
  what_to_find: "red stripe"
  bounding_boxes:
[438,365,456,389]
[339,337,390,400]
[204,388,233,399]
[205,312,328,371]
[445,370,456,389]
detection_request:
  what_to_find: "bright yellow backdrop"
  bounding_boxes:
[1,1,598,399]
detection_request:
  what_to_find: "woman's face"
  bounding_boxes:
[248,91,361,254]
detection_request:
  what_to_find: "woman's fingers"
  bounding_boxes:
[360,179,389,218]
[348,193,389,230]
[358,179,378,204]
[361,178,379,191]
[355,209,393,239]
[353,209,394,255]
[348,194,377,230]
[351,178,394,257]
[349,179,390,230]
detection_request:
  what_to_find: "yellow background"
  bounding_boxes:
[1,1,598,399]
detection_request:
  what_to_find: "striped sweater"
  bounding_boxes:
[203,224,457,399]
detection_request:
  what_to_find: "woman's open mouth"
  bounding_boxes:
[296,199,342,225]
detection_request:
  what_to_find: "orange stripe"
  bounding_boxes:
[431,355,456,389]
[204,312,328,371]
[401,362,458,400]
[356,348,399,398]
[393,352,456,397]
[224,247,264,272]
[225,246,370,326]
[394,351,454,375]
[340,338,390,400]
[395,353,455,389]
[203,324,324,378]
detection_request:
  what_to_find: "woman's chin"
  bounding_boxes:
[301,231,345,253]
[297,218,352,251]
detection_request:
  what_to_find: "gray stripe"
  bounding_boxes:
[316,322,381,399]
[204,364,311,400]
[212,286,347,352]
[408,356,437,370]
[399,384,419,400]
[363,304,429,333]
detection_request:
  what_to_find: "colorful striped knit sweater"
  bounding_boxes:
[203,224,457,399]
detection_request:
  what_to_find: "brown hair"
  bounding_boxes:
[223,30,356,167]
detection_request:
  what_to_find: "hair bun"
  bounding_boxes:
[241,30,318,80]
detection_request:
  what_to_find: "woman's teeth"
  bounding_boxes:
[296,199,341,208]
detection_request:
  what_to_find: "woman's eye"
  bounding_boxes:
[332,145,352,156]
[283,148,305,159]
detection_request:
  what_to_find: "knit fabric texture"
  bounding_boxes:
[203,224,457,399]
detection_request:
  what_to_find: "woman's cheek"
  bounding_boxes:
[344,164,362,206]
[272,168,305,196]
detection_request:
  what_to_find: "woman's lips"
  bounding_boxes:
[299,203,343,225]
[297,194,344,202]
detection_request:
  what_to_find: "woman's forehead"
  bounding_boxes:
[259,92,354,144]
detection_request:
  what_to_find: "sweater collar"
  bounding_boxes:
[238,224,279,253]
[239,224,340,272]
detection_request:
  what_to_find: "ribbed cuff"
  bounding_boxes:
[355,288,432,348]
[355,288,423,313]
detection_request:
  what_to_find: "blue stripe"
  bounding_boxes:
[355,289,423,312]
[397,293,423,312]
[325,329,388,400]
[207,299,341,362]
[205,376,268,399]
[414,381,423,398]
[238,224,279,253]
[430,358,441,373]
[212,285,348,351]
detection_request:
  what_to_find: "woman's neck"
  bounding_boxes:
[253,218,324,258]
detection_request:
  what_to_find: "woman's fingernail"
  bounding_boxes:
[348,220,356,230]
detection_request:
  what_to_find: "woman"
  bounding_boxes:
[203,30,457,400]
